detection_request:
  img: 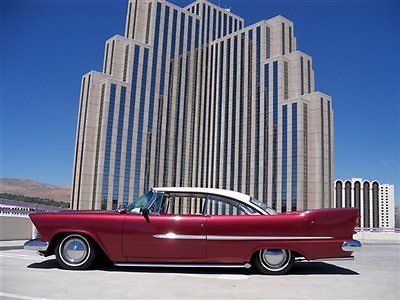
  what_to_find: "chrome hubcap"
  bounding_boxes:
[261,249,288,270]
[62,238,88,265]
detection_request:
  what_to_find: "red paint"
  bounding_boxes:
[29,207,358,263]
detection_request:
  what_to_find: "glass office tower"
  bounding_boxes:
[71,0,334,212]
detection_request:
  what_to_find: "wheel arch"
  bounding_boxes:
[48,230,111,262]
[249,244,309,262]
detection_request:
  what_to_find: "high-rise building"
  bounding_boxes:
[71,0,334,212]
[334,178,395,228]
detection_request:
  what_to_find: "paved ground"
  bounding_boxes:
[1,243,399,300]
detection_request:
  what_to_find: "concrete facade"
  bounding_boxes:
[334,178,395,228]
[71,0,334,212]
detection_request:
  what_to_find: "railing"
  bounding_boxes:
[355,227,400,233]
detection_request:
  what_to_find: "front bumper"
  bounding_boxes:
[24,239,49,251]
[342,239,361,252]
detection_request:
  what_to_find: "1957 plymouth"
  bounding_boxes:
[24,187,361,275]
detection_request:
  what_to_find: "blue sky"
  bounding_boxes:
[2,0,399,202]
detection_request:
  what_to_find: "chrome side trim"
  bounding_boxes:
[207,235,333,241]
[342,240,361,252]
[114,263,252,269]
[310,256,354,262]
[153,233,334,240]
[24,239,49,251]
[153,233,206,240]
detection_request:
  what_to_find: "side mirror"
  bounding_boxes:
[141,208,150,222]
[116,204,127,214]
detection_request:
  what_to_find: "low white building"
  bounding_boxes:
[334,178,395,228]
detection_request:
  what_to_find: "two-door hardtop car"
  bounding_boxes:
[24,187,361,275]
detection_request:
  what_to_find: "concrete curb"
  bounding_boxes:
[0,240,26,251]
[0,245,24,251]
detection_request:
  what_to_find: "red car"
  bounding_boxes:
[24,187,361,275]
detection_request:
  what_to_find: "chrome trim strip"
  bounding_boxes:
[207,235,333,240]
[342,240,361,252]
[114,263,252,269]
[153,234,333,241]
[153,233,206,240]
[308,256,354,262]
[24,239,49,251]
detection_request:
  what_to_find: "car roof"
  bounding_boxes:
[152,187,251,203]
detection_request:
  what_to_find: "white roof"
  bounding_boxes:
[152,187,269,215]
[152,187,251,204]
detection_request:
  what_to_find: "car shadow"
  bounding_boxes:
[27,260,359,275]
[291,262,359,275]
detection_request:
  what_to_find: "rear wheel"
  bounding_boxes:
[55,234,95,270]
[254,249,294,275]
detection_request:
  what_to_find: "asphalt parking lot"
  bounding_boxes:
[1,242,399,300]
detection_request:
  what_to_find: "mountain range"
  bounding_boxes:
[0,178,70,202]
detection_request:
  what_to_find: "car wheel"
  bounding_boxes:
[55,234,95,270]
[254,249,294,275]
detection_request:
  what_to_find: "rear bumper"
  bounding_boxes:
[342,239,361,252]
[24,239,49,251]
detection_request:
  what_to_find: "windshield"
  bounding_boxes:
[127,190,155,213]
[250,197,278,215]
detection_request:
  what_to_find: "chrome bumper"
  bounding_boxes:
[24,239,49,251]
[342,240,361,252]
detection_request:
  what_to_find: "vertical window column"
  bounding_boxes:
[282,105,288,212]
[291,103,297,211]
[101,84,116,209]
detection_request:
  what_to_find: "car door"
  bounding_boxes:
[122,192,207,260]
[204,194,262,263]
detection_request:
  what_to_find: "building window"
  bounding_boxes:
[263,63,269,203]
[282,22,285,55]
[223,39,231,189]
[354,181,361,208]
[254,26,261,199]
[145,2,152,44]
[109,40,115,75]
[246,30,253,194]
[112,86,127,210]
[372,182,379,227]
[272,60,278,209]
[307,60,311,93]
[101,84,117,210]
[303,103,308,210]
[300,56,304,95]
[291,103,297,211]
[123,45,129,82]
[284,61,288,99]
[320,98,324,207]
[281,105,288,212]
[230,36,238,190]
[363,181,370,228]
[265,26,270,59]
[335,181,342,207]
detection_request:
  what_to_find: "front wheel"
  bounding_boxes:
[55,234,96,270]
[254,249,294,275]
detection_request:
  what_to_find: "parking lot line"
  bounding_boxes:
[0,292,50,300]
[0,253,43,260]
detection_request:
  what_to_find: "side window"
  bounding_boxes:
[159,193,207,215]
[148,192,164,214]
[206,195,257,216]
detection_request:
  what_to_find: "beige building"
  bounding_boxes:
[334,178,395,228]
[71,0,334,212]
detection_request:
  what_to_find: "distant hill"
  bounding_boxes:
[0,178,70,202]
